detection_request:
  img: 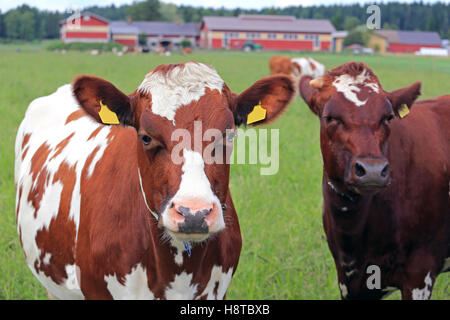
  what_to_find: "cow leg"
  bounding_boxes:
[401,251,437,300]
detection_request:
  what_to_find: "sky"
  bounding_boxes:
[0,0,448,12]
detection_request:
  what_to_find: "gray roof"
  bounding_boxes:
[397,31,441,45]
[110,21,198,36]
[110,21,140,35]
[375,29,442,45]
[332,31,348,38]
[203,15,335,34]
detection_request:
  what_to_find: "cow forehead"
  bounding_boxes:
[137,62,225,125]
[331,69,381,107]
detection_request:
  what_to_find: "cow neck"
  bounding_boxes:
[322,173,371,237]
[136,143,158,220]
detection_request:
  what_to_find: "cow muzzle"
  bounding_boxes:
[346,157,390,194]
[163,198,223,241]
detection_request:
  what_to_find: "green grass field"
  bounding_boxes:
[0,48,449,299]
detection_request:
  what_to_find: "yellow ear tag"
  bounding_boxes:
[398,104,410,119]
[98,100,120,125]
[247,102,267,125]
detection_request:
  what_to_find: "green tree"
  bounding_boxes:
[343,30,366,46]
[331,11,343,30]
[160,3,182,22]
[19,10,35,40]
[127,0,161,21]
[138,32,147,46]
[4,9,20,39]
[343,16,360,31]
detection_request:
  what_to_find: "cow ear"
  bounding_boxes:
[72,76,136,126]
[232,75,294,126]
[387,81,421,118]
[298,75,320,116]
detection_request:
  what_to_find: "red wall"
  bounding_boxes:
[66,16,108,27]
[211,38,223,49]
[114,39,137,46]
[389,43,442,53]
[65,32,109,39]
[320,41,331,51]
[227,38,314,51]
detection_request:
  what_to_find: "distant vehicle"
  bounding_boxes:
[345,44,374,55]
[415,47,448,56]
[243,41,262,52]
[141,46,150,53]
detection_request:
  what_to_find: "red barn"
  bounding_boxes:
[61,12,109,43]
[60,12,199,50]
[201,15,335,51]
[375,29,442,53]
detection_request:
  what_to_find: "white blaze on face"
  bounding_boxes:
[137,62,224,125]
[332,69,380,107]
[161,148,225,237]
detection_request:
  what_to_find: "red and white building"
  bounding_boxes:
[201,15,335,51]
[61,12,110,43]
[60,12,199,49]
[374,29,442,53]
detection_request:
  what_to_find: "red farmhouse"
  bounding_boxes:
[201,15,335,51]
[375,29,442,53]
[61,12,109,43]
[60,12,199,50]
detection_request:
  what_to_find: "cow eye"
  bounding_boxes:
[324,115,341,125]
[141,135,152,145]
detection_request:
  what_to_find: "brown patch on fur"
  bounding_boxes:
[28,143,52,218]
[22,147,29,160]
[65,110,86,124]
[87,127,103,141]
[22,134,31,150]
[269,56,293,75]
[34,161,77,284]
[16,185,23,223]
[50,133,75,160]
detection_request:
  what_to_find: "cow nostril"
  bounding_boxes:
[381,164,389,178]
[354,162,366,177]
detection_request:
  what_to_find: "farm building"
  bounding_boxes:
[200,15,336,51]
[109,21,199,49]
[331,31,348,53]
[60,12,110,43]
[368,29,442,53]
[60,12,199,49]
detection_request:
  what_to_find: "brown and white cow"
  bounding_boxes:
[14,62,294,299]
[299,62,450,299]
[269,56,325,83]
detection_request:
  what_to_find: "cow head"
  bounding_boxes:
[299,62,421,195]
[73,62,294,242]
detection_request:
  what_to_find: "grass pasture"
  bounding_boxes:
[0,48,449,299]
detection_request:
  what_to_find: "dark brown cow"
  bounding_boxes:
[15,61,294,299]
[299,62,450,299]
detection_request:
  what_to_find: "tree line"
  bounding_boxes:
[0,0,449,41]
